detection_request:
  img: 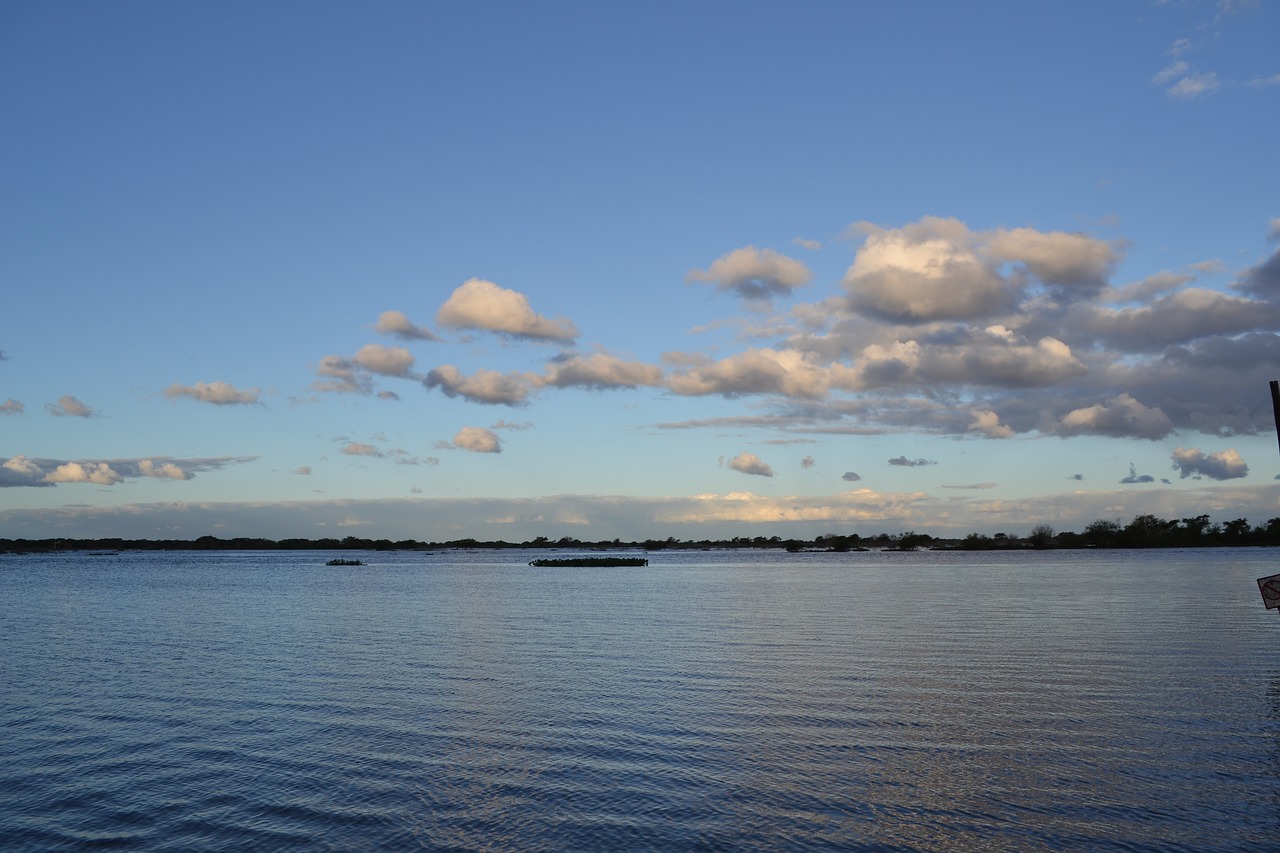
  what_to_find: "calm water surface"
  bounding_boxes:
[3,548,1280,851]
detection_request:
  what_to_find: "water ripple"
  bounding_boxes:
[3,548,1280,850]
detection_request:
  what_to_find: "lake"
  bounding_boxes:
[2,547,1279,851]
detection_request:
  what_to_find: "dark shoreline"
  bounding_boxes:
[4,512,1280,555]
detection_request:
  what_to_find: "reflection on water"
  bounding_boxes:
[2,547,1279,850]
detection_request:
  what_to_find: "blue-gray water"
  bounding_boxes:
[3,548,1280,851]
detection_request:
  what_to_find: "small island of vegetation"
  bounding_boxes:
[529,557,649,567]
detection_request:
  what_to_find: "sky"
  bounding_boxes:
[2,0,1280,542]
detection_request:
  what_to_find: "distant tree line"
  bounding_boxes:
[2,514,1279,555]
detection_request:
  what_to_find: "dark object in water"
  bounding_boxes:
[326,558,365,566]
[528,556,648,567]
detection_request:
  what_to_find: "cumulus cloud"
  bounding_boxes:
[985,226,1118,292]
[1,399,22,415]
[1171,447,1249,480]
[353,343,416,377]
[687,246,812,300]
[0,455,251,489]
[968,410,1014,438]
[46,395,95,417]
[541,353,664,390]
[845,217,1011,323]
[912,330,1085,388]
[452,427,502,454]
[43,461,123,485]
[137,459,189,480]
[164,381,261,406]
[1074,288,1280,351]
[424,365,535,405]
[1055,393,1174,440]
[842,471,862,482]
[1,455,51,487]
[727,452,774,477]
[374,310,438,341]
[667,348,858,399]
[888,456,935,467]
[843,217,1118,324]
[437,279,577,342]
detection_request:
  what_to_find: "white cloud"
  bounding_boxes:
[844,217,1121,324]
[984,227,1119,292]
[374,310,438,341]
[1055,393,1174,440]
[1247,73,1280,88]
[541,353,664,390]
[1,455,252,488]
[1171,447,1249,480]
[667,348,858,399]
[727,452,774,477]
[3,455,41,476]
[353,343,416,377]
[1167,71,1221,99]
[792,237,822,251]
[1152,61,1190,86]
[424,365,535,405]
[0,399,23,415]
[687,246,812,300]
[968,410,1014,439]
[43,461,124,485]
[46,395,95,417]
[437,278,577,342]
[164,381,261,405]
[138,459,189,480]
[845,217,1011,322]
[453,426,502,454]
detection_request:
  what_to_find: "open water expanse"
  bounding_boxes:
[3,547,1280,851]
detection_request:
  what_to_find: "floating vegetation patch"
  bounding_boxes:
[326,558,365,566]
[528,556,648,567]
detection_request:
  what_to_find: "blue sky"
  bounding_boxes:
[3,0,1279,542]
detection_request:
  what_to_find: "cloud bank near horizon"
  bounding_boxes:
[3,481,1277,542]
